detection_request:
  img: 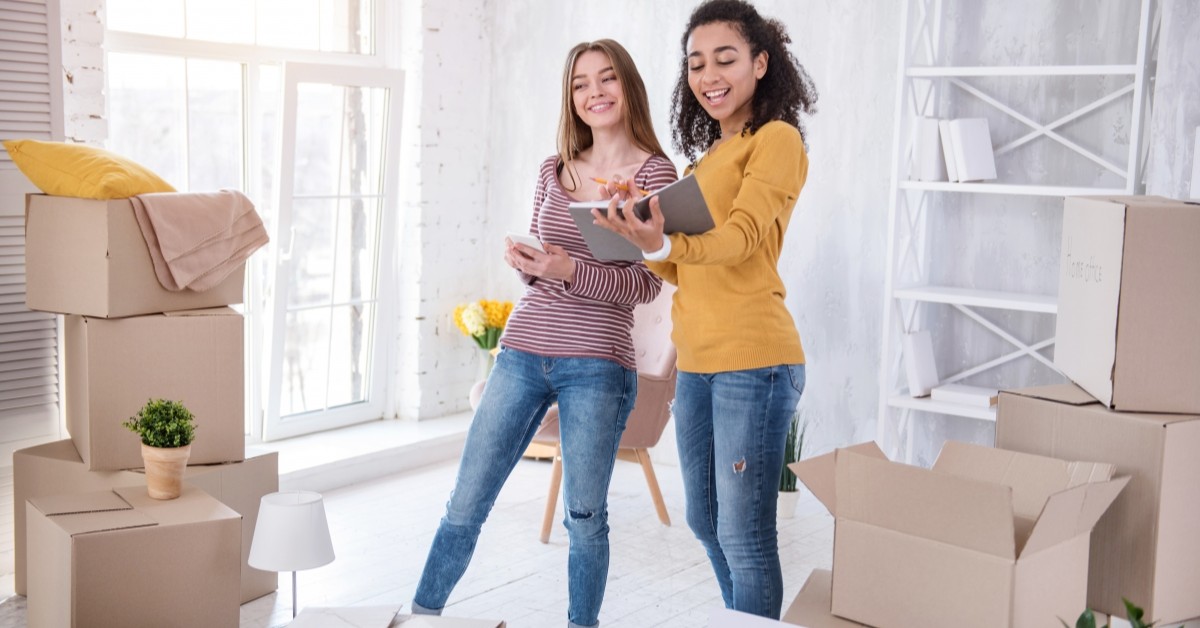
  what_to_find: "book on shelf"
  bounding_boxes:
[902,330,939,397]
[930,383,999,408]
[946,118,997,182]
[911,117,947,182]
[938,119,960,182]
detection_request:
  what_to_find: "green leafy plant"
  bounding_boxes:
[1062,599,1154,628]
[779,413,806,492]
[123,398,196,448]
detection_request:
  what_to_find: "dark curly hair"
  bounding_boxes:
[670,0,818,162]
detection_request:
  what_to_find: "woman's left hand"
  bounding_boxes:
[510,241,576,282]
[591,177,666,254]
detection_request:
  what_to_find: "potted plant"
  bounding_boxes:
[778,413,806,519]
[1063,599,1153,628]
[123,398,196,500]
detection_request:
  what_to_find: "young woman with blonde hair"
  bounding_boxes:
[411,39,676,628]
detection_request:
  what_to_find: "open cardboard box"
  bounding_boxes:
[24,194,244,318]
[13,439,278,602]
[791,441,1128,628]
[997,384,1200,624]
[26,486,241,628]
[1055,195,1200,413]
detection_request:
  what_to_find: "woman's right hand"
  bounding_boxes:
[591,177,667,254]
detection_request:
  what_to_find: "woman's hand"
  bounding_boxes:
[591,177,666,254]
[505,238,576,282]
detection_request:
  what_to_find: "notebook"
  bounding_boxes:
[567,174,714,261]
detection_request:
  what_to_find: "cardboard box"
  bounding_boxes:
[392,616,506,627]
[13,439,278,602]
[996,384,1200,624]
[1055,195,1200,413]
[792,441,1127,628]
[24,194,244,318]
[65,307,245,470]
[290,607,400,627]
[781,570,866,627]
[26,486,241,628]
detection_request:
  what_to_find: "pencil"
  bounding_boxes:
[590,177,646,197]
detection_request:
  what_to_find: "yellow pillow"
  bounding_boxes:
[3,139,176,200]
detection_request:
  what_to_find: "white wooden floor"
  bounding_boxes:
[0,454,835,628]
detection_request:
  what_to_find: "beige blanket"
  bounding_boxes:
[131,189,269,292]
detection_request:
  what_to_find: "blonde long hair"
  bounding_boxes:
[556,39,667,192]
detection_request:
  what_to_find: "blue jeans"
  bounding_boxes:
[674,364,806,619]
[413,348,636,628]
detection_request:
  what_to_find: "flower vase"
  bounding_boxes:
[778,489,799,519]
[469,350,496,410]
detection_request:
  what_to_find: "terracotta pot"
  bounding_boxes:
[141,443,192,500]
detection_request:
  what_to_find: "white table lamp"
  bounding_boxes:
[248,490,335,618]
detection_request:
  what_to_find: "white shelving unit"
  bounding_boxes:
[876,0,1160,463]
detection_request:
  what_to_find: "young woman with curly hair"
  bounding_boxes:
[594,0,817,618]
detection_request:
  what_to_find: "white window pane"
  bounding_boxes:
[107,52,187,189]
[339,85,387,195]
[258,0,320,50]
[107,0,184,37]
[319,0,374,54]
[185,0,254,44]
[326,303,373,408]
[186,59,243,192]
[253,64,282,230]
[288,199,337,308]
[332,197,380,304]
[281,308,330,416]
[293,83,343,196]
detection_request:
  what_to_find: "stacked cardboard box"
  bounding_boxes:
[994,195,1200,625]
[16,193,277,625]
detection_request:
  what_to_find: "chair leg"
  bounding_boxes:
[540,445,563,544]
[634,448,671,526]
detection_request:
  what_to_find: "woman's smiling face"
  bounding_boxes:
[571,50,624,131]
[686,21,767,133]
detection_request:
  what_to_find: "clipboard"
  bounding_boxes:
[567,175,714,261]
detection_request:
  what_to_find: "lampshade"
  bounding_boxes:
[248,490,335,572]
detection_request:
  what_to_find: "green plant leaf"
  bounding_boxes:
[123,398,196,448]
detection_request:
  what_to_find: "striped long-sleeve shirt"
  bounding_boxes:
[500,154,678,370]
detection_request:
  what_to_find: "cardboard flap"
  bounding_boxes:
[53,510,157,536]
[1021,477,1129,557]
[162,306,237,317]
[1003,384,1100,407]
[932,441,1113,521]
[836,449,1016,558]
[28,490,131,516]
[790,441,886,516]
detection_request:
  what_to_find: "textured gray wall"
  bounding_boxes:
[480,1,1197,465]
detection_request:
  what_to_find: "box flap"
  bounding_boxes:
[790,441,886,516]
[932,441,1113,523]
[28,490,132,516]
[162,306,238,317]
[836,449,1016,559]
[1021,477,1129,558]
[52,510,158,536]
[1055,197,1127,407]
[1002,384,1100,407]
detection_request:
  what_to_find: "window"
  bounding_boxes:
[105,0,402,441]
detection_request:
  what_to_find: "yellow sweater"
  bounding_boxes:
[648,120,807,373]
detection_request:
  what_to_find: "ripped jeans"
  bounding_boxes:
[413,348,636,628]
[674,364,806,619]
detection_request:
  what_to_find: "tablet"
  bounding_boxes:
[567,175,714,261]
[506,232,546,254]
